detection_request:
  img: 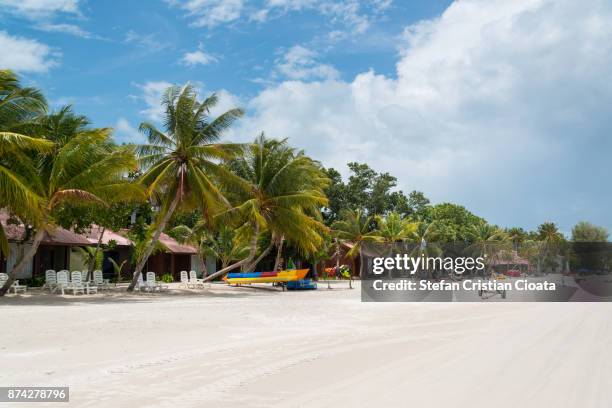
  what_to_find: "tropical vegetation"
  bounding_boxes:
[0,68,610,296]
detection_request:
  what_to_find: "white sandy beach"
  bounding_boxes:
[1,283,611,408]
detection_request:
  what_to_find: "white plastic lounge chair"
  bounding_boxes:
[189,270,205,288]
[136,272,148,292]
[92,270,110,290]
[0,273,27,294]
[146,272,169,292]
[58,270,70,283]
[180,270,190,288]
[56,271,71,295]
[67,271,86,295]
[43,270,57,292]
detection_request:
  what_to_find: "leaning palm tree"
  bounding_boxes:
[0,132,138,296]
[128,84,244,291]
[202,135,329,281]
[332,209,381,278]
[0,70,50,257]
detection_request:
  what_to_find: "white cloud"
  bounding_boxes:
[0,31,59,73]
[35,23,100,39]
[124,30,171,53]
[275,45,339,81]
[133,81,174,122]
[133,81,243,135]
[180,45,218,67]
[0,0,81,19]
[114,118,145,145]
[167,0,388,35]
[166,0,244,28]
[233,0,612,231]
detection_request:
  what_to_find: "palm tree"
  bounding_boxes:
[203,135,329,281]
[467,224,510,275]
[0,70,50,257]
[405,221,442,278]
[332,209,381,278]
[0,129,138,296]
[537,222,564,273]
[375,211,417,243]
[128,84,244,291]
[507,227,527,251]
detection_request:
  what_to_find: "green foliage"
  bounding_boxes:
[224,134,329,257]
[108,258,127,282]
[571,221,609,242]
[160,273,173,283]
[375,211,418,243]
[323,162,417,225]
[332,209,382,259]
[420,203,485,243]
[76,246,104,270]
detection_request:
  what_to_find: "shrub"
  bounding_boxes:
[160,273,174,283]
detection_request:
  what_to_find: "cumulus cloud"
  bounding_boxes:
[0,31,59,73]
[232,0,612,232]
[180,45,218,67]
[132,81,173,122]
[275,45,339,81]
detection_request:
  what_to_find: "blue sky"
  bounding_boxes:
[0,0,451,131]
[1,0,611,235]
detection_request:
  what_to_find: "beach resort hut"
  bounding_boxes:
[143,232,199,281]
[83,225,134,280]
[0,211,93,279]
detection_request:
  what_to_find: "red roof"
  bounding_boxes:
[2,210,197,253]
[83,225,133,247]
[1,211,92,246]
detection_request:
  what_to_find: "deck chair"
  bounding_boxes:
[136,272,148,292]
[81,270,93,284]
[180,270,190,288]
[146,272,169,292]
[56,271,71,295]
[189,270,205,288]
[0,273,28,294]
[70,271,97,295]
[43,270,57,292]
[93,270,110,290]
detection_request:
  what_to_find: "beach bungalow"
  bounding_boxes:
[83,225,134,280]
[145,233,200,281]
[490,250,531,274]
[84,227,204,281]
[0,211,93,279]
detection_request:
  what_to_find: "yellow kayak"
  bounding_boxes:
[225,269,309,284]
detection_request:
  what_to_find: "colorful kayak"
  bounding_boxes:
[225,269,309,284]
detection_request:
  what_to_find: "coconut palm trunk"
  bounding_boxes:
[273,234,285,271]
[86,226,105,281]
[244,241,274,272]
[0,228,45,296]
[128,192,181,291]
